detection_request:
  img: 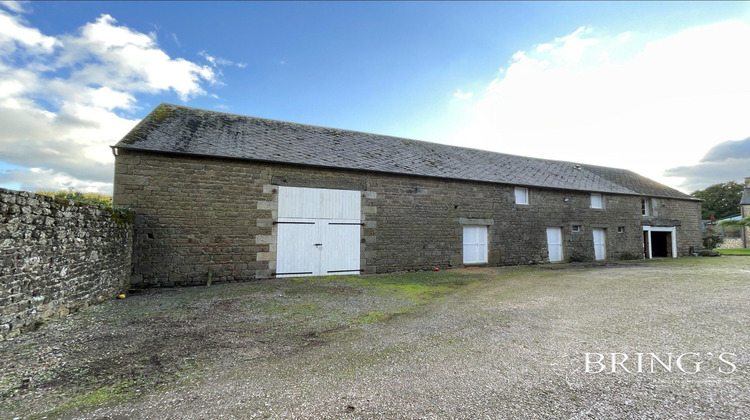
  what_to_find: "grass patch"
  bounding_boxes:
[355,311,391,324]
[31,382,134,419]
[715,248,750,256]
[284,271,485,329]
[342,270,483,304]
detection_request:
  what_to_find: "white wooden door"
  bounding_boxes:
[546,227,563,262]
[278,186,360,220]
[463,225,488,264]
[276,219,320,277]
[276,187,361,278]
[321,220,362,275]
[593,228,607,260]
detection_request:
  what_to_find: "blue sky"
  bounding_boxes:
[1,1,750,194]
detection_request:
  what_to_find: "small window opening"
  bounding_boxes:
[642,199,652,216]
[515,187,529,205]
[591,193,603,209]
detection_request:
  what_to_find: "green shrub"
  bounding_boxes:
[568,252,593,263]
[37,190,113,208]
[702,232,724,249]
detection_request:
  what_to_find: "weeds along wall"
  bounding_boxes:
[0,188,132,340]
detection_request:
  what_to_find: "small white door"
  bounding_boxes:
[546,227,563,262]
[593,228,607,260]
[463,226,488,264]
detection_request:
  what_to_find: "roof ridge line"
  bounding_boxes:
[153,103,634,172]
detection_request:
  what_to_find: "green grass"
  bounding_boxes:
[286,270,487,327]
[355,311,390,324]
[291,270,485,305]
[31,382,134,420]
[715,248,750,255]
[341,270,481,303]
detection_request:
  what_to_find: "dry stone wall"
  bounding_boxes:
[0,188,132,340]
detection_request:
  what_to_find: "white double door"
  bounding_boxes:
[275,186,361,278]
[276,218,361,277]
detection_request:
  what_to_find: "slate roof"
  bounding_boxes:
[114,103,697,200]
[741,187,750,206]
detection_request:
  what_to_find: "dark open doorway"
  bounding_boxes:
[651,231,671,258]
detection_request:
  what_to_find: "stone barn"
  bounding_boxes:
[112,104,702,287]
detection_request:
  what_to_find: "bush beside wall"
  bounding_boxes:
[0,188,132,340]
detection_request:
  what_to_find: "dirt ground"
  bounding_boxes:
[1,257,748,419]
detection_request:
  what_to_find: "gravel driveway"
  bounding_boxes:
[2,257,748,419]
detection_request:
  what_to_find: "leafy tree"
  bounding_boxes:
[719,216,750,227]
[691,181,744,220]
[702,232,724,249]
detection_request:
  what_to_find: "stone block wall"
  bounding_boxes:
[717,238,743,249]
[114,150,703,287]
[642,197,703,256]
[0,189,132,340]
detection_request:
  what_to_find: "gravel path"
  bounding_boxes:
[2,258,749,419]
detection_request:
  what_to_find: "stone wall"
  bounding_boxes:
[0,189,132,340]
[717,238,743,249]
[114,150,703,287]
[642,196,703,256]
[743,201,749,249]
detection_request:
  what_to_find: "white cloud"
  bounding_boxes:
[453,89,473,100]
[0,11,218,194]
[664,137,750,191]
[199,50,247,69]
[0,9,57,53]
[170,32,181,47]
[1,167,113,194]
[442,20,750,192]
[0,1,30,14]
[57,15,217,101]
